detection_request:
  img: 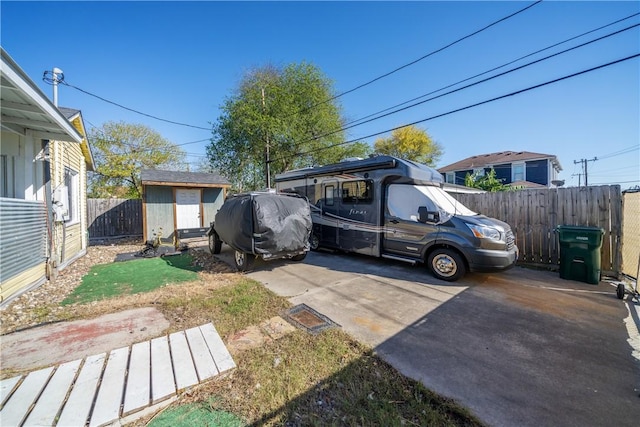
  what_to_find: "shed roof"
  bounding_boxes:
[438,151,562,173]
[140,169,231,187]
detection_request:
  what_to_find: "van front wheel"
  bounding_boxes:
[428,249,466,282]
[234,250,253,272]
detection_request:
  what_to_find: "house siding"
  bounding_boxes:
[0,198,47,302]
[525,159,549,185]
[50,140,88,269]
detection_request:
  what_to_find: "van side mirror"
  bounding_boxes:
[418,206,439,223]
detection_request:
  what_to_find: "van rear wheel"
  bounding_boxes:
[208,232,222,254]
[428,249,466,282]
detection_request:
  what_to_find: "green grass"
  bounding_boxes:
[201,329,482,426]
[61,254,201,305]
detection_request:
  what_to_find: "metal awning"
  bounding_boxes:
[1,48,82,143]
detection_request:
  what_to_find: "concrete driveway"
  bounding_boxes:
[215,245,640,427]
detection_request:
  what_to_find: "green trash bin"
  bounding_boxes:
[557,225,604,284]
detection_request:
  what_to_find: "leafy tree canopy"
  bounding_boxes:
[207,62,370,191]
[464,168,510,192]
[88,121,186,198]
[373,125,443,166]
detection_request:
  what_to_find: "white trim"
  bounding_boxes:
[1,49,82,143]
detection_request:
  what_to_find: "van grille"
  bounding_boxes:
[506,230,515,251]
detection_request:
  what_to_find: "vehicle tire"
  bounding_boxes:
[208,232,222,254]
[428,248,466,282]
[309,233,320,251]
[616,283,626,300]
[234,250,253,272]
[291,252,307,262]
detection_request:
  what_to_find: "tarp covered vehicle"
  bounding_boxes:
[207,192,312,271]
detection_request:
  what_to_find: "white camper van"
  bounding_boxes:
[275,155,518,281]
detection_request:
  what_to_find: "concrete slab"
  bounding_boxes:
[214,244,640,427]
[1,307,170,371]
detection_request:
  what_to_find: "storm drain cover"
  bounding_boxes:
[284,304,340,335]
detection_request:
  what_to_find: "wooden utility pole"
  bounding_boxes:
[573,157,598,187]
[262,88,271,189]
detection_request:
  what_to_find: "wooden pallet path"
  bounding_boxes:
[0,323,235,427]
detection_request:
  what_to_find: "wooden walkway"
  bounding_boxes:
[0,323,235,427]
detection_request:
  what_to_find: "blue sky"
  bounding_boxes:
[2,1,638,188]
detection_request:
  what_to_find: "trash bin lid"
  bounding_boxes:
[557,225,604,246]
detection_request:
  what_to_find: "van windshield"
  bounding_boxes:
[387,184,476,223]
[417,186,476,217]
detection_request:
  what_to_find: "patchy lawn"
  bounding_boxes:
[1,243,483,426]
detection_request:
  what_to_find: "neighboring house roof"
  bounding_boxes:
[59,107,95,171]
[0,48,83,143]
[507,180,547,189]
[140,169,231,187]
[442,182,486,194]
[438,151,563,173]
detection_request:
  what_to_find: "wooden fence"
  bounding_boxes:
[452,185,622,276]
[87,199,142,240]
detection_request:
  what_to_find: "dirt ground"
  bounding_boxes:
[0,239,237,336]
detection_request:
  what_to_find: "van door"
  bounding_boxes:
[319,180,339,248]
[383,184,439,259]
[339,179,377,256]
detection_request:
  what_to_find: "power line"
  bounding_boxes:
[44,76,212,131]
[595,144,639,160]
[287,0,543,118]
[272,53,640,165]
[289,22,639,149]
[344,12,640,130]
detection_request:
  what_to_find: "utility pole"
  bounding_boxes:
[573,157,598,187]
[261,88,271,189]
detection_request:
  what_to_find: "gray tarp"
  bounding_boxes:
[214,192,311,257]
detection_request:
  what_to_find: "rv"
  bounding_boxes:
[275,155,518,281]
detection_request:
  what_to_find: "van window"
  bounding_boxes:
[325,185,335,206]
[342,180,373,204]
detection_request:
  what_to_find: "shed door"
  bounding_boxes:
[175,189,201,229]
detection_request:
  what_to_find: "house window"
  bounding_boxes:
[473,168,485,177]
[64,167,80,224]
[512,163,525,182]
[0,155,15,198]
[445,172,455,184]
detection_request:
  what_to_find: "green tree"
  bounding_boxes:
[89,121,186,198]
[373,125,443,166]
[464,168,509,192]
[207,62,370,191]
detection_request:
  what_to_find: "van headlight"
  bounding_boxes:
[466,223,502,241]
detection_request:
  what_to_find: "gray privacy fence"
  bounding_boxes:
[451,185,623,277]
[87,198,142,240]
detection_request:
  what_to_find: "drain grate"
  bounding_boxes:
[284,304,339,335]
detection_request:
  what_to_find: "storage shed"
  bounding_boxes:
[140,169,231,243]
